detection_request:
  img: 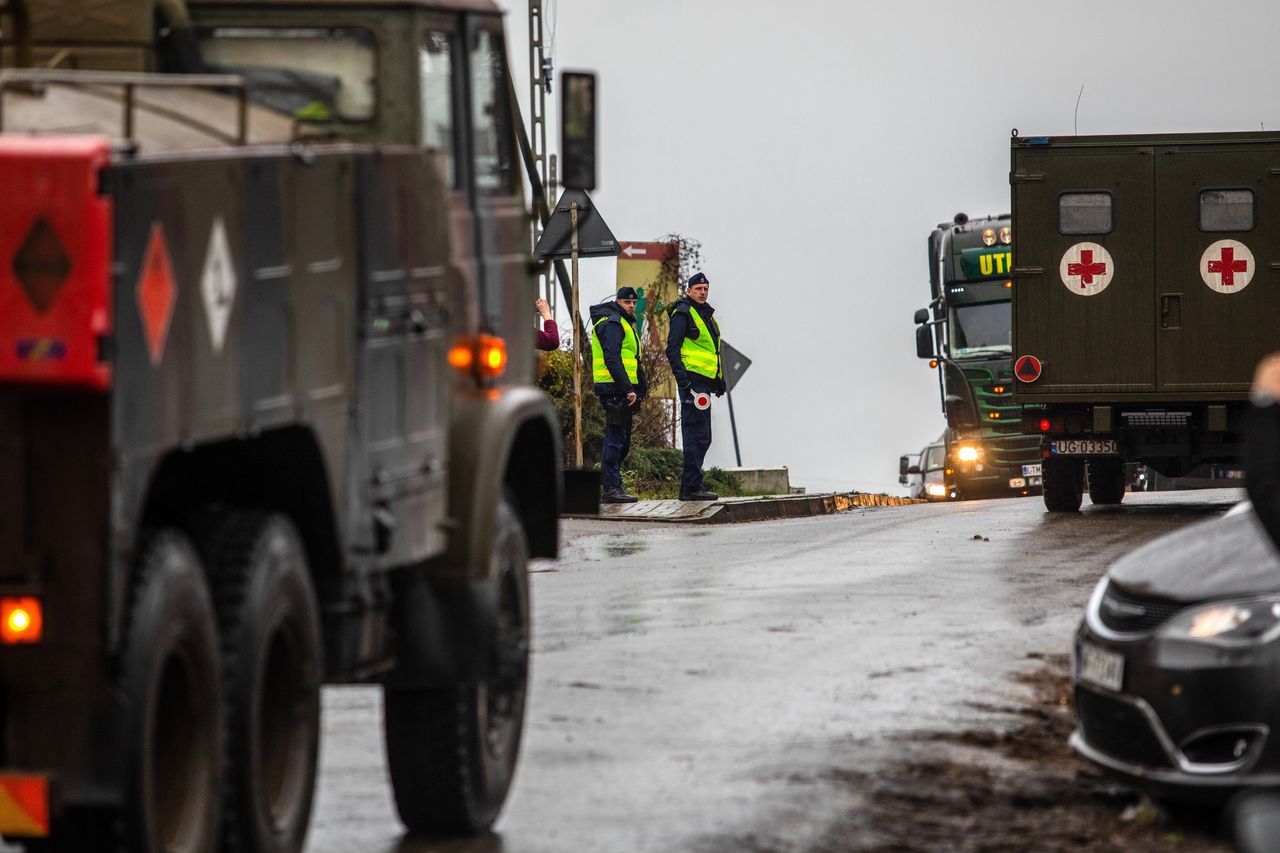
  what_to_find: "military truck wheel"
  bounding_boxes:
[1042,458,1084,512]
[206,512,323,853]
[1087,459,1126,506]
[384,498,530,835]
[118,530,224,853]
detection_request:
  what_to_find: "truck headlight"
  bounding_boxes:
[1158,598,1280,646]
[956,446,979,462]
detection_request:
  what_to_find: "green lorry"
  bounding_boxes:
[1010,131,1276,511]
[913,213,1042,500]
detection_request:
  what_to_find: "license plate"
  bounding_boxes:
[1022,464,1042,477]
[1052,439,1119,456]
[1079,643,1124,692]
[1009,477,1026,488]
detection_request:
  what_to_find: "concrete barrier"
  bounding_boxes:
[571,491,924,524]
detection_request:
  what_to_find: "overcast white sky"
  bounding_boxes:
[502,0,1280,494]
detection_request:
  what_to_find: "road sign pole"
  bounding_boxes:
[726,386,742,467]
[571,202,583,467]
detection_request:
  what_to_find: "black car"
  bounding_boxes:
[1072,502,1280,801]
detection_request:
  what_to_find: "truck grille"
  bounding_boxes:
[1097,582,1184,634]
[1076,687,1170,768]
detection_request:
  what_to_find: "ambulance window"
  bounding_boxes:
[469,28,515,194]
[1058,192,1112,235]
[420,31,456,187]
[1199,189,1254,232]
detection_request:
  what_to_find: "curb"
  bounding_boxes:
[564,492,924,524]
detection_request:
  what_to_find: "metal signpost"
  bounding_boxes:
[720,340,752,467]
[532,70,620,476]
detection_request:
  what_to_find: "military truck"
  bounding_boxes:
[1010,131,1276,511]
[913,213,1042,500]
[0,1,561,849]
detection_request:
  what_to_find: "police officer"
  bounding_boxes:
[591,287,647,503]
[666,272,724,501]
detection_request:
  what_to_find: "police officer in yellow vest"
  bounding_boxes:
[591,287,648,503]
[666,272,724,501]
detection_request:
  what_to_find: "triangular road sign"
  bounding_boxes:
[535,188,620,261]
[721,340,752,393]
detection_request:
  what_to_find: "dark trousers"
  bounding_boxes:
[600,396,634,492]
[680,397,712,496]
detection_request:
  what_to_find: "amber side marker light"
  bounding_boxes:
[1,597,42,645]
[449,334,508,380]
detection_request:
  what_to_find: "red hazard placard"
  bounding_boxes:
[1015,355,1042,383]
[137,222,177,365]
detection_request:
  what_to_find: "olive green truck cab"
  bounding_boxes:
[1011,131,1277,511]
[913,213,1042,500]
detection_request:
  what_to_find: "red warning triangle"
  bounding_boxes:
[1015,355,1041,383]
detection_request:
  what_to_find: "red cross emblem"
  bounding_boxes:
[1067,250,1107,287]
[1207,246,1248,286]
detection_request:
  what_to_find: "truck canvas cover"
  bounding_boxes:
[1011,132,1280,401]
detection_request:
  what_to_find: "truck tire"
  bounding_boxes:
[118,529,224,853]
[1042,458,1084,512]
[1087,459,1126,506]
[205,512,323,853]
[383,498,530,835]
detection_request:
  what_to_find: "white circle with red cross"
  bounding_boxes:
[1059,242,1114,296]
[1200,239,1255,293]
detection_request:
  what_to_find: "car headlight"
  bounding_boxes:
[1158,597,1280,646]
[925,483,947,497]
[956,446,979,462]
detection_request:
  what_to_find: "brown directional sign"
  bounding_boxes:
[533,188,619,261]
[721,339,751,392]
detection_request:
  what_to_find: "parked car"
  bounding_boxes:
[1071,501,1280,802]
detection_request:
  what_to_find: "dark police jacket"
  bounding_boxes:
[590,301,647,398]
[665,296,725,395]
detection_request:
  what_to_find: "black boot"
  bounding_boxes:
[602,489,639,504]
[680,490,719,501]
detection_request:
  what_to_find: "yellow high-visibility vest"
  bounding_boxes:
[591,315,640,384]
[681,307,721,380]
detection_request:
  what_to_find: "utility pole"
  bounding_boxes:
[527,0,553,309]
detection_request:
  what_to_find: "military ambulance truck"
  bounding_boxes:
[914,213,1042,500]
[1011,131,1276,511]
[0,1,560,849]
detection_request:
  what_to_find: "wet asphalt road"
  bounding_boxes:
[306,489,1242,853]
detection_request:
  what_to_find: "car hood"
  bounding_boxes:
[1108,502,1280,602]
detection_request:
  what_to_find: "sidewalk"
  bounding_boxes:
[566,491,922,524]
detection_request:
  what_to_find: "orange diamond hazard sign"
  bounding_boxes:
[137,222,176,365]
[0,774,49,837]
